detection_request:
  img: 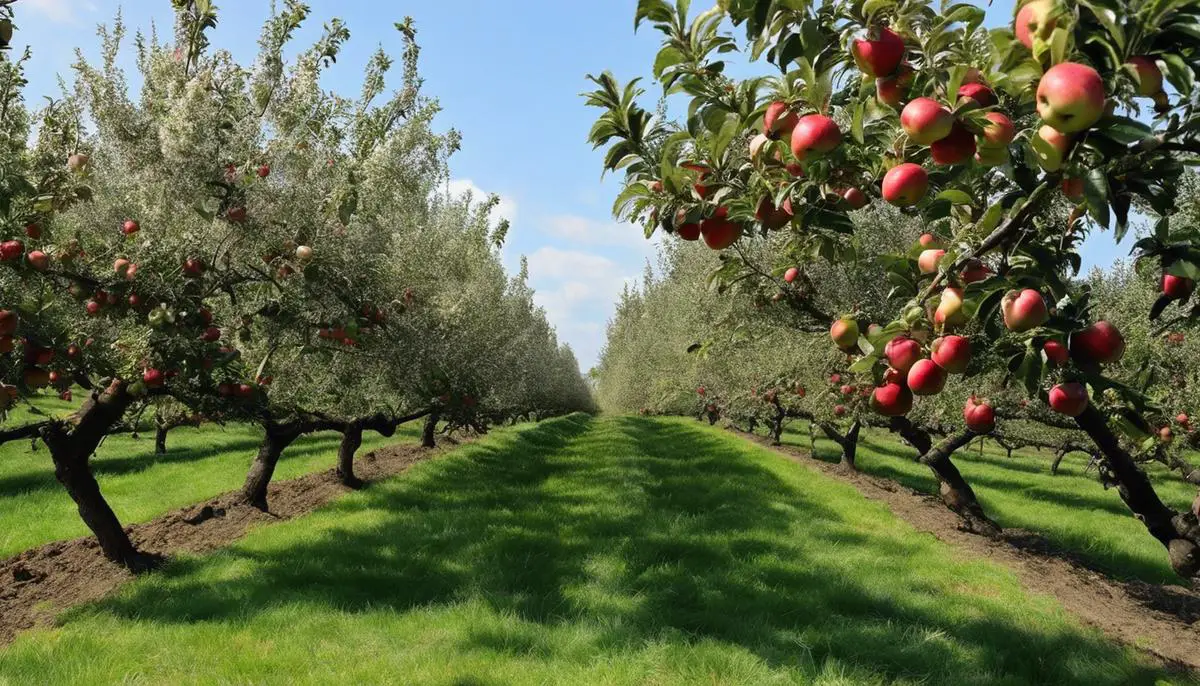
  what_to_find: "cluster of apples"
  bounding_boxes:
[999,286,1127,417]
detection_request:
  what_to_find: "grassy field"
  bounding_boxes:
[0,415,1184,685]
[778,421,1197,585]
[0,392,422,557]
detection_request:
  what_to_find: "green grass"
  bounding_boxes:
[778,421,1197,585]
[0,415,1186,685]
[0,398,423,557]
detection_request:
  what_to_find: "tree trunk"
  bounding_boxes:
[154,425,168,455]
[818,421,860,471]
[41,381,158,572]
[1050,448,1067,475]
[769,402,785,446]
[422,411,440,448]
[336,423,364,488]
[891,418,1001,537]
[1075,406,1200,577]
[240,422,303,511]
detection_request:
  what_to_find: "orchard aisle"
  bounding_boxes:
[0,415,1184,684]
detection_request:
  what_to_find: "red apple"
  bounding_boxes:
[113,258,131,276]
[238,383,255,398]
[226,206,247,223]
[795,385,806,397]
[763,101,799,140]
[1127,57,1163,97]
[1033,124,1073,172]
[885,336,922,373]
[830,317,860,350]
[1049,382,1089,417]
[749,134,771,162]
[876,64,914,108]
[1043,339,1068,365]
[840,384,855,397]
[183,257,205,277]
[918,249,946,275]
[66,343,80,359]
[872,382,914,417]
[755,195,794,230]
[1061,177,1085,201]
[930,122,977,165]
[1162,274,1195,300]
[785,162,805,177]
[0,240,24,261]
[957,83,996,108]
[900,98,954,145]
[882,163,928,207]
[963,397,996,433]
[784,267,800,283]
[830,373,842,385]
[128,294,142,307]
[931,335,971,373]
[789,114,841,159]
[0,310,19,337]
[201,327,221,342]
[122,220,139,235]
[48,370,61,384]
[918,233,938,248]
[257,164,271,178]
[1015,0,1056,51]
[26,250,49,271]
[1177,413,1190,427]
[840,187,868,209]
[1037,63,1105,133]
[1071,320,1126,365]
[978,112,1015,147]
[24,223,41,239]
[85,300,102,316]
[295,245,314,262]
[700,214,742,250]
[960,259,992,284]
[1002,289,1048,332]
[851,27,905,78]
[143,368,165,388]
[1160,426,1175,444]
[935,287,966,330]
[67,153,89,172]
[907,358,947,396]
[675,209,701,241]
[833,404,847,417]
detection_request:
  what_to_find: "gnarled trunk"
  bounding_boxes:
[1075,406,1200,577]
[422,411,440,448]
[891,418,1000,537]
[336,423,364,488]
[154,425,168,455]
[819,420,861,470]
[769,401,785,446]
[240,422,303,511]
[41,381,158,571]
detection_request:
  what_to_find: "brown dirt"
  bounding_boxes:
[740,432,1200,674]
[0,439,455,646]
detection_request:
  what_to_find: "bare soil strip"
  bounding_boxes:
[0,440,453,645]
[739,431,1200,672]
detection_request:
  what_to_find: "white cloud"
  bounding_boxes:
[25,0,96,23]
[446,178,518,226]
[542,214,650,249]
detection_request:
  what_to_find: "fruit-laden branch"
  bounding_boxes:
[890,417,1002,537]
[731,244,834,328]
[1074,405,1200,577]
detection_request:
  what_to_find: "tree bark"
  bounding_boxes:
[40,381,158,572]
[422,411,441,448]
[1075,406,1200,577]
[336,423,364,488]
[154,425,168,455]
[240,422,304,511]
[769,401,785,446]
[818,420,861,470]
[891,418,1001,537]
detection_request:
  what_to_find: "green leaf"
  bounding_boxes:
[936,189,973,207]
[1083,169,1110,228]
[1160,53,1195,96]
[653,46,686,79]
[848,354,880,374]
[851,101,865,145]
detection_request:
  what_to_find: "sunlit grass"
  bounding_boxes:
[778,420,1197,585]
[0,392,423,557]
[0,415,1183,685]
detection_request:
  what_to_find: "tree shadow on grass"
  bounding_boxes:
[75,414,1169,685]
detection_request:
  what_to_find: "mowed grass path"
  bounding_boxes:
[780,423,1197,585]
[0,397,421,557]
[0,415,1182,685]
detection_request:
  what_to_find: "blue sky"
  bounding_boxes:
[13,0,1132,372]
